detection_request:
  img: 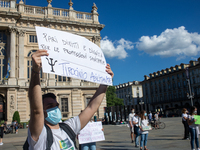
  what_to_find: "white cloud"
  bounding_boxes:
[100,36,134,59]
[136,26,200,60]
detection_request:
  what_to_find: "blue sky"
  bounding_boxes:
[18,0,200,85]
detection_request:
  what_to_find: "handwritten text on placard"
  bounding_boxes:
[35,27,112,85]
[78,121,105,144]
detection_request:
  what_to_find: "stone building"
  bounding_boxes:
[142,58,200,115]
[115,81,143,109]
[0,0,106,123]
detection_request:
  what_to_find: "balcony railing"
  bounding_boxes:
[0,1,98,23]
[0,1,10,8]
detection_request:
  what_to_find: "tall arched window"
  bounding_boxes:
[27,50,43,79]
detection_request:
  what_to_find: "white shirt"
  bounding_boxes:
[189,115,199,129]
[133,116,139,127]
[138,118,149,134]
[28,116,81,150]
[182,113,188,121]
[128,113,135,126]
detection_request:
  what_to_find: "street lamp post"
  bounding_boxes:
[139,98,144,110]
[185,67,194,106]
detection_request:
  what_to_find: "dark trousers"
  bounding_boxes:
[182,121,189,139]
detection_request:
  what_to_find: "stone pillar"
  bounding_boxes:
[9,0,17,12]
[91,3,99,24]
[71,89,82,116]
[8,27,17,85]
[18,30,26,86]
[48,74,55,86]
[18,0,24,13]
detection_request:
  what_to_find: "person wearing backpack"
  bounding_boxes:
[25,50,114,150]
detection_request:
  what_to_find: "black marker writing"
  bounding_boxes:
[40,44,50,50]
[62,39,79,49]
[43,33,58,43]
[63,48,87,59]
[89,56,105,65]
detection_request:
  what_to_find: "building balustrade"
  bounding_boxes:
[0,0,98,23]
[0,1,10,8]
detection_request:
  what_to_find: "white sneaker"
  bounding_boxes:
[0,143,3,145]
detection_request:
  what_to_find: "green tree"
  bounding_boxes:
[12,111,20,124]
[106,86,124,107]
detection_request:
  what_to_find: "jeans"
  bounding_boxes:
[182,121,189,139]
[189,128,199,149]
[81,142,96,150]
[140,133,148,148]
[135,134,139,146]
[134,126,140,146]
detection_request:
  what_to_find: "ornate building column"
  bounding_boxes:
[18,30,26,86]
[8,26,17,85]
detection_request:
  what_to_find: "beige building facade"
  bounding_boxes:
[0,0,106,123]
[115,81,143,106]
[142,58,200,115]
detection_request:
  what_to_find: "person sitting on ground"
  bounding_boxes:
[27,50,114,149]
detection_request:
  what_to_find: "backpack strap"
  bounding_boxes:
[59,123,77,149]
[23,137,29,150]
[44,124,53,150]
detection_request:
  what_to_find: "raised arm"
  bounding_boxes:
[28,50,49,141]
[79,64,114,129]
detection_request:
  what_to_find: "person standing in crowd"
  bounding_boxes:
[128,108,135,143]
[154,112,159,129]
[0,124,3,145]
[188,106,200,150]
[26,50,114,149]
[182,108,189,140]
[14,120,18,134]
[139,110,149,150]
[148,111,152,124]
[133,111,140,148]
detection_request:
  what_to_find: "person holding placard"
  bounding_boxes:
[182,108,189,140]
[26,50,114,150]
[138,110,150,150]
[188,106,200,150]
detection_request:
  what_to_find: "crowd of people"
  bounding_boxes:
[128,108,152,150]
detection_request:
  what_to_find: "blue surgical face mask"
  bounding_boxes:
[45,106,62,125]
[144,113,147,116]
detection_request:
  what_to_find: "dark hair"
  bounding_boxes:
[190,106,197,115]
[140,110,146,120]
[42,93,56,104]
[42,93,56,100]
[182,108,187,113]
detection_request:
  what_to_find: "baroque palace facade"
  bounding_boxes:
[115,81,143,110]
[142,58,200,114]
[0,0,106,123]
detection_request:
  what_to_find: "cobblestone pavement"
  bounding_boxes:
[0,117,199,150]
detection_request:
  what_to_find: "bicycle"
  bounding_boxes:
[150,119,166,129]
